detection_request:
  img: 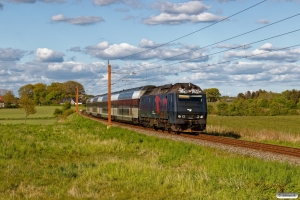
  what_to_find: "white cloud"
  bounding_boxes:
[51,14,105,26]
[223,43,300,63]
[259,43,274,50]
[85,39,208,61]
[139,39,158,48]
[152,1,210,15]
[144,1,224,25]
[144,12,224,25]
[35,48,64,62]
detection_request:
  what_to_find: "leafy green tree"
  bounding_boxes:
[19,94,36,124]
[269,102,284,116]
[45,90,62,104]
[3,90,17,108]
[18,84,34,99]
[33,83,47,105]
[204,88,221,102]
[62,80,84,97]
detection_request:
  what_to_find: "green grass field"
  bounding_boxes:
[0,115,299,199]
[206,115,300,148]
[0,106,62,119]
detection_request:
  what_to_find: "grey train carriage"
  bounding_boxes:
[86,83,207,133]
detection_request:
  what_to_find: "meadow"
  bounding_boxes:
[0,106,65,125]
[206,115,300,148]
[0,115,299,199]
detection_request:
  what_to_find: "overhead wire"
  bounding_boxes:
[111,0,267,61]
[112,13,300,74]
[89,0,267,89]
[114,43,300,89]
[111,28,300,91]
[112,28,300,79]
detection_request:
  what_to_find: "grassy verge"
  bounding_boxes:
[206,115,300,148]
[0,115,299,199]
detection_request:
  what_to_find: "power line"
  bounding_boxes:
[114,28,300,78]
[112,13,300,74]
[113,0,267,61]
[111,28,300,89]
[111,43,300,91]
[88,0,267,88]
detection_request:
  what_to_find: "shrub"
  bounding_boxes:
[217,102,228,116]
[62,101,72,111]
[62,109,74,118]
[207,104,216,115]
[53,108,63,116]
[288,109,298,115]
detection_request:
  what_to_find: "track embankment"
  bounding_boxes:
[80,111,300,165]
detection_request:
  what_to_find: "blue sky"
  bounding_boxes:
[0,0,300,97]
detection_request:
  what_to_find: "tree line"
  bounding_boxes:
[209,89,300,116]
[1,80,88,107]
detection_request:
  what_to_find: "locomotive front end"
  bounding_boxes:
[173,84,207,132]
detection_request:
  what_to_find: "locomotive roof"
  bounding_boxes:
[86,83,204,103]
[144,83,204,96]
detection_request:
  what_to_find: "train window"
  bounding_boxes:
[178,95,202,102]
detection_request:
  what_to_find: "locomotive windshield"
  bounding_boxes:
[178,95,203,102]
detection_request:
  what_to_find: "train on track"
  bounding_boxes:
[86,83,207,133]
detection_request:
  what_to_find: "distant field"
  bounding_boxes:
[0,106,64,125]
[0,119,57,125]
[206,115,300,148]
[0,115,299,199]
[0,106,62,119]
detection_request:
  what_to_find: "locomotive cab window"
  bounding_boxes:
[178,95,202,102]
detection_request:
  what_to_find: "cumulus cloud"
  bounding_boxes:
[84,39,208,61]
[256,19,270,24]
[144,12,224,25]
[152,1,210,15]
[0,48,26,61]
[51,14,105,26]
[35,48,64,62]
[143,1,224,25]
[139,39,159,48]
[223,43,300,63]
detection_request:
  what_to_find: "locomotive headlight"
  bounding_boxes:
[178,115,181,118]
[182,115,185,118]
[200,115,204,119]
[196,115,200,119]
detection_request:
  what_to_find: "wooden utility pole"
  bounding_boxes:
[107,61,112,129]
[76,86,79,115]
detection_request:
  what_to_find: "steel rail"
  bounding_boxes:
[80,111,300,158]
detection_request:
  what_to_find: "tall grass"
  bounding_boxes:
[0,115,299,199]
[206,115,300,148]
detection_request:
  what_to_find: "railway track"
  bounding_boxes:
[80,111,300,159]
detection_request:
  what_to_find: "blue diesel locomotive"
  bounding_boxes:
[86,83,207,132]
